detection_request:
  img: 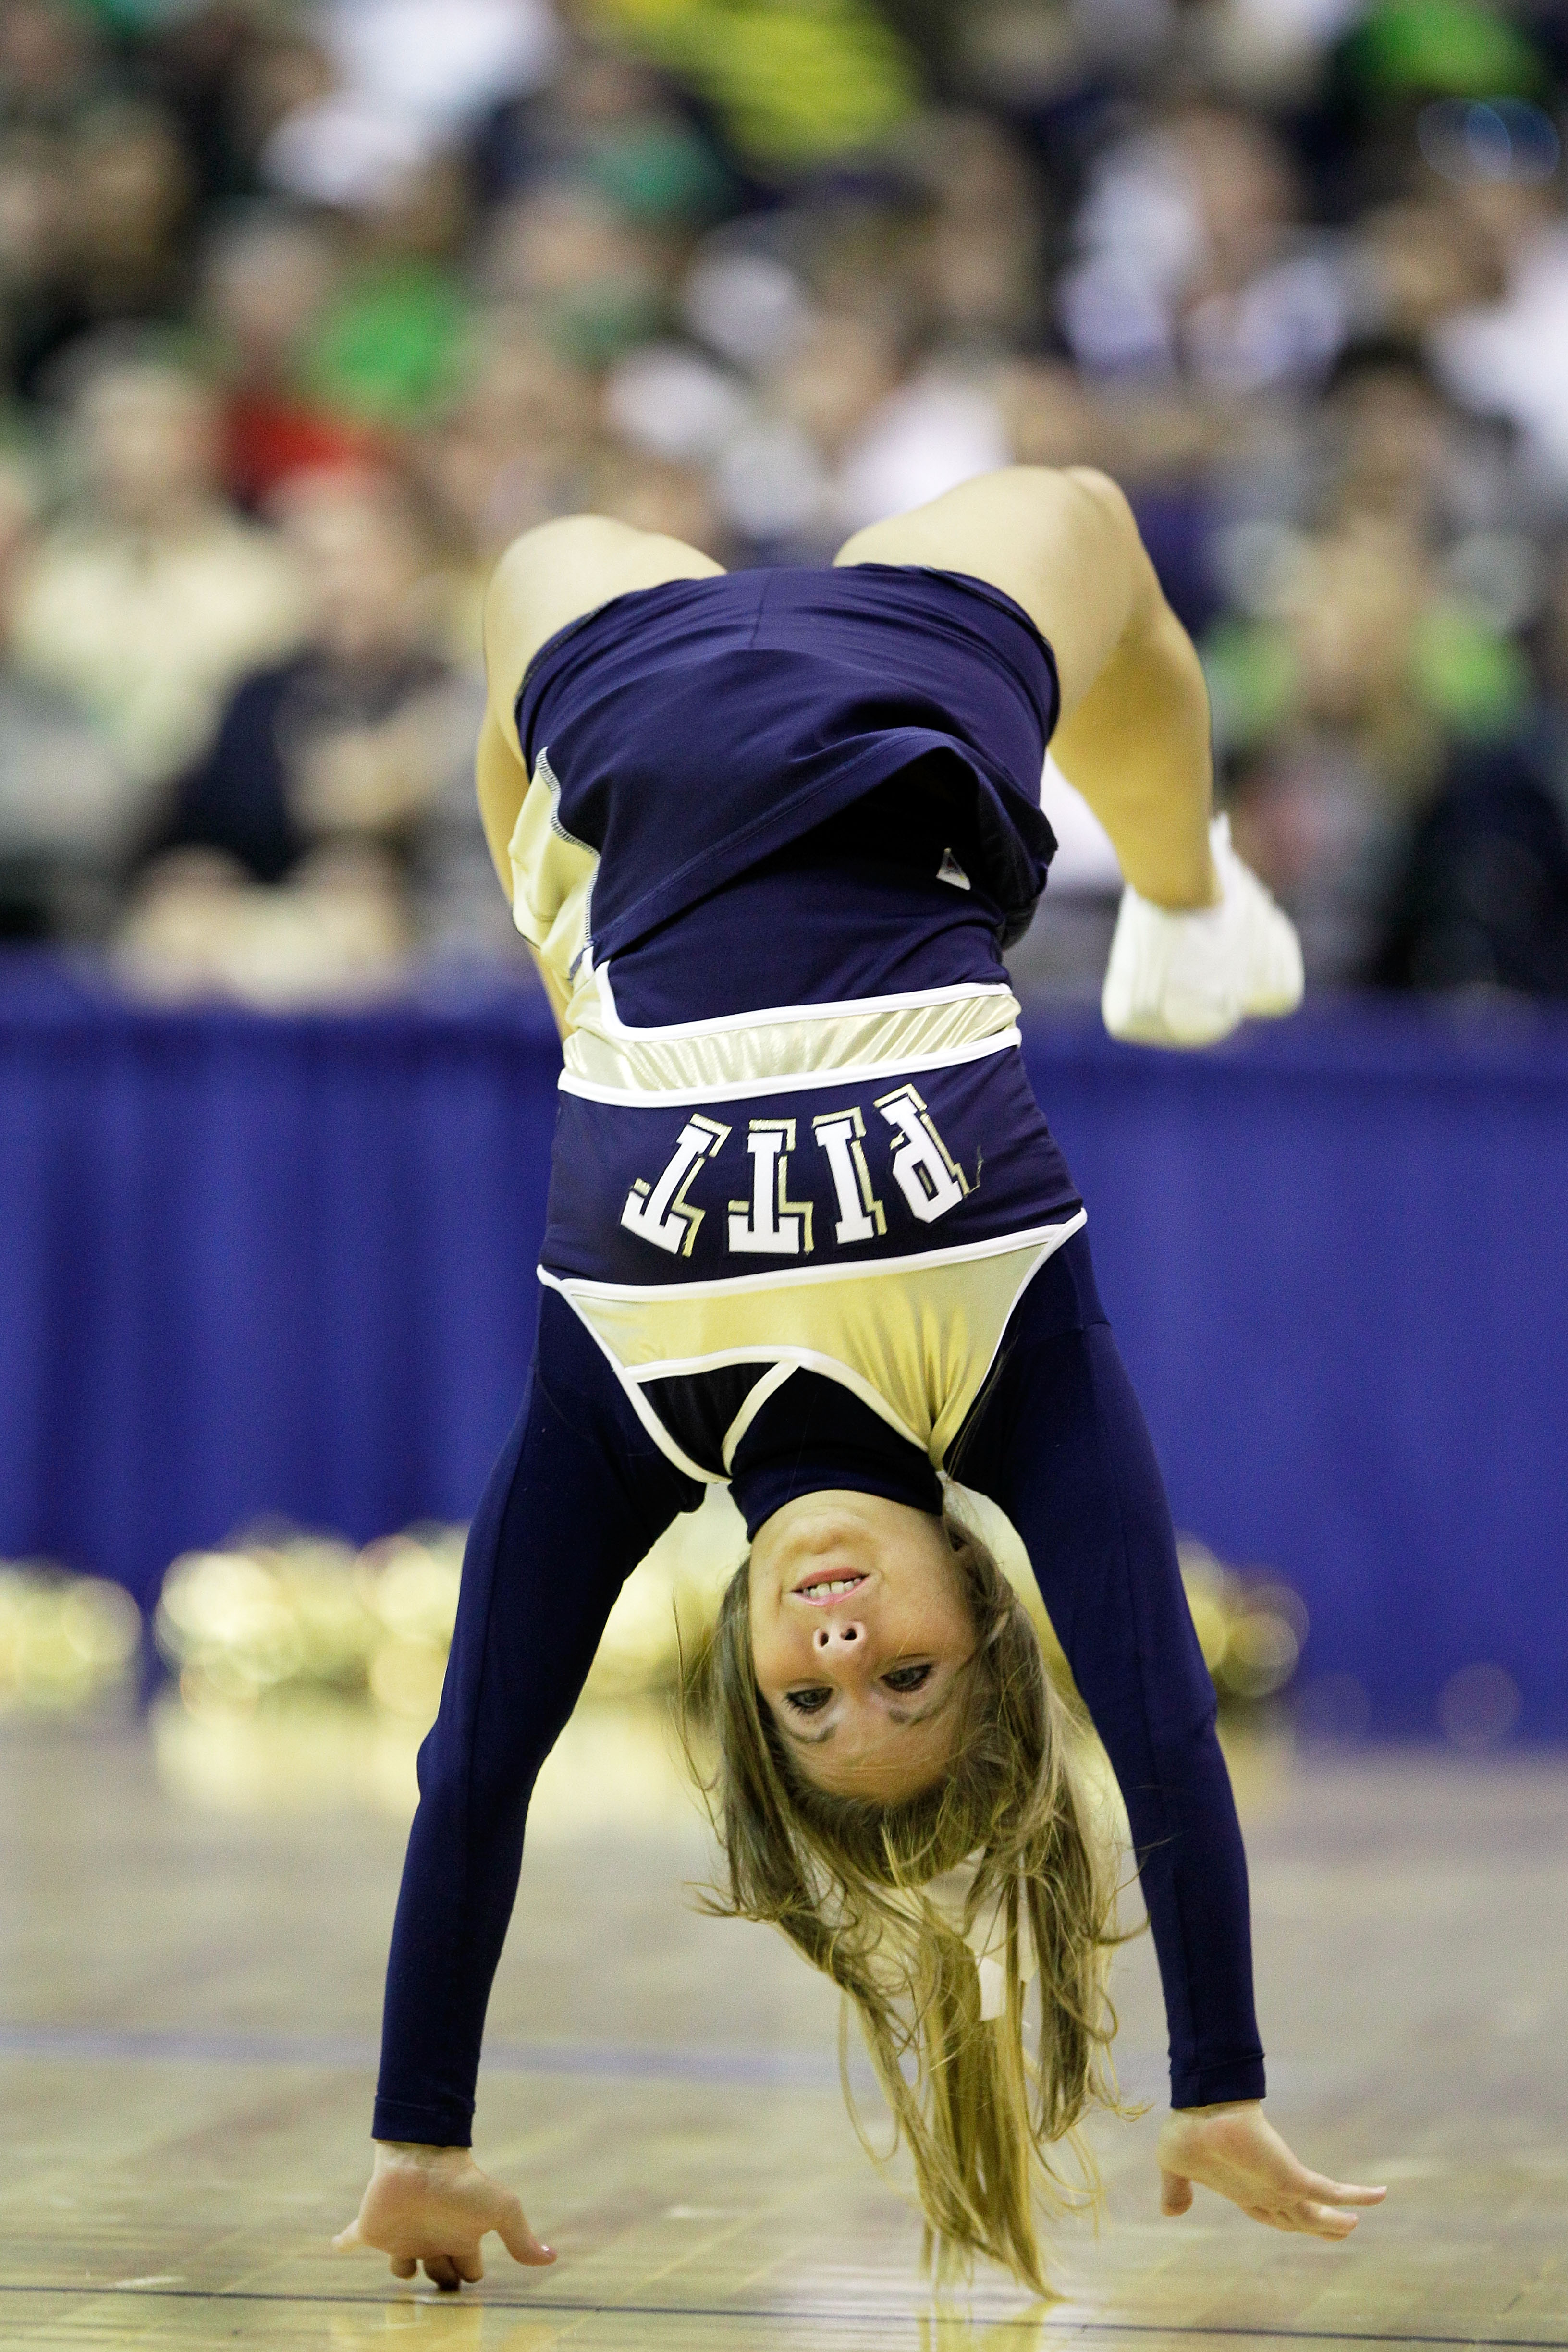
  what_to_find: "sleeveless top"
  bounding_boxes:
[509,564,1084,1488]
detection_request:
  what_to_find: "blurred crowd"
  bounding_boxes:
[1,0,1568,1001]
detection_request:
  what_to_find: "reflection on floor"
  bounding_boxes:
[0,1707,1564,2351]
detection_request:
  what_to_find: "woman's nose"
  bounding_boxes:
[812,1619,865,1654]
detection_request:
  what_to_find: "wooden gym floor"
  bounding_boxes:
[0,1703,1564,2352]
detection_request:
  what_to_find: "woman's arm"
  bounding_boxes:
[339,1288,700,2278]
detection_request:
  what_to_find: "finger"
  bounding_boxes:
[1255,2204,1316,2233]
[1296,2203,1360,2239]
[455,2253,484,2283]
[498,2196,557,2266]
[331,2222,363,2253]
[423,2255,463,2291]
[1160,2171,1193,2217]
[1294,2167,1387,2205]
[389,2255,417,2279]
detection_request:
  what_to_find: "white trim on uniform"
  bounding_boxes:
[953,1218,1086,1452]
[539,1210,1084,1305]
[591,964,1016,1041]
[629,1346,923,1453]
[538,1271,719,1484]
[720,1360,799,1472]
[547,1304,931,1480]
[558,1023,1023,1107]
[539,1214,1089,1488]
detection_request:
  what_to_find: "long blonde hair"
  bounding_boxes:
[682,1512,1123,2293]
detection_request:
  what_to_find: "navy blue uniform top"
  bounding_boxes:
[371,564,1265,2145]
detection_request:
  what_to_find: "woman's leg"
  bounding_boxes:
[835,466,1140,716]
[476,516,726,919]
[835,467,1216,910]
[487,516,725,731]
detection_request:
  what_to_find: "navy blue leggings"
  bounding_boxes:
[373,1235,1262,2144]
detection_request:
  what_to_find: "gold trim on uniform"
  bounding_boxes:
[539,1211,1087,1483]
[509,748,599,1008]
[508,770,1023,1093]
[515,750,1082,1488]
[563,982,1023,1098]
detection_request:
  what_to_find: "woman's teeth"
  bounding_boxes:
[796,1574,865,1596]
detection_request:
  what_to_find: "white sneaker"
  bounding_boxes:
[1100,814,1304,1048]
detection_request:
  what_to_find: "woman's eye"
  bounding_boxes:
[784,1687,833,1714]
[882,1663,934,1694]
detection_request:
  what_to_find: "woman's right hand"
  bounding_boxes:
[1157,2102,1386,2240]
[332,2141,556,2289]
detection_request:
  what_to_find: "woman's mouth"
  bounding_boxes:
[791,1570,868,1605]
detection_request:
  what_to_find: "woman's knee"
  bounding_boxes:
[485,514,725,696]
[833,466,1056,568]
[832,467,1141,710]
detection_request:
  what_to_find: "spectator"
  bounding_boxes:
[1432,169,1568,500]
[217,23,338,196]
[1211,502,1531,982]
[901,111,1050,353]
[1371,740,1568,995]
[589,442,725,556]
[419,313,597,560]
[116,840,413,1007]
[8,353,307,796]
[302,0,561,161]
[1352,195,1504,342]
[706,310,909,552]
[287,150,477,428]
[200,209,380,509]
[1060,102,1350,392]
[141,466,491,976]
[1315,337,1509,540]
[476,45,731,227]
[0,0,1561,998]
[478,180,673,368]
[583,0,920,176]
[0,98,196,396]
[0,453,130,938]
[64,101,196,336]
[0,0,105,137]
[0,125,76,398]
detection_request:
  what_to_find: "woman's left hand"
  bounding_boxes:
[1157,2103,1387,2239]
[332,2142,556,2288]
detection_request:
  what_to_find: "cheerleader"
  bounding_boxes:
[335,469,1384,2290]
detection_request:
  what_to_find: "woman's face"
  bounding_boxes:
[748,1492,974,1802]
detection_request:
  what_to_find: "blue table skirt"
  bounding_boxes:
[2,953,1564,1737]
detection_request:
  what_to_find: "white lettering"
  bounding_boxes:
[875,1083,968,1225]
[811,1107,886,1245]
[621,1115,730,1257]
[728,1119,813,1255]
